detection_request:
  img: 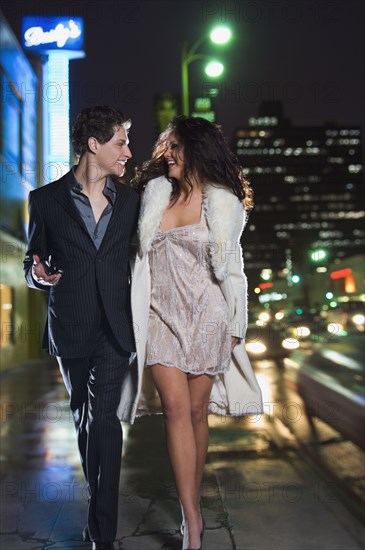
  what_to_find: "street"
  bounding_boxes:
[0,359,364,550]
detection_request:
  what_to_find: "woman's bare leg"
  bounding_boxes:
[150,365,204,548]
[188,373,215,505]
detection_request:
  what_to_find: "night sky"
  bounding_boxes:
[2,0,364,163]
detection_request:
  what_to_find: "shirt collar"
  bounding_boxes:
[70,168,117,205]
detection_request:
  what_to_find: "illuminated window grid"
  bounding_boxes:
[46,52,71,178]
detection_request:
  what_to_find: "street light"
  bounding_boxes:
[205,61,224,78]
[210,26,232,44]
[181,26,232,116]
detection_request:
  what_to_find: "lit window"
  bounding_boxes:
[0,285,15,348]
[348,164,362,173]
[328,157,344,164]
[1,74,22,171]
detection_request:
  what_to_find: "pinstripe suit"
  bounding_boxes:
[24,170,139,356]
[24,170,140,543]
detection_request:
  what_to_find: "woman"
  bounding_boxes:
[118,116,263,550]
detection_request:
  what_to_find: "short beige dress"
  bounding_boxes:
[146,212,231,375]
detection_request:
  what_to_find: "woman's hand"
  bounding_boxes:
[231,336,241,350]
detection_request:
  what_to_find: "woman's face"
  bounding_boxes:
[163,132,185,182]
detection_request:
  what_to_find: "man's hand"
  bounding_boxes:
[231,336,241,350]
[32,255,62,286]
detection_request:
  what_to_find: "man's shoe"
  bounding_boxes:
[91,542,114,550]
[82,525,90,542]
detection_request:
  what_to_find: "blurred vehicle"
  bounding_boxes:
[284,331,365,449]
[324,301,365,333]
[245,323,299,362]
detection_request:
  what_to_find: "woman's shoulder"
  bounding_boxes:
[144,175,171,192]
[141,176,172,210]
[205,183,244,212]
[205,183,247,234]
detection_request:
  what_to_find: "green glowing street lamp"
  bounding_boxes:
[205,61,224,78]
[210,26,232,44]
[181,26,232,116]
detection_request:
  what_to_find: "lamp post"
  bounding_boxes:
[181,26,232,116]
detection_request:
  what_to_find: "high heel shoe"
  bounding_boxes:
[182,521,197,550]
[200,517,206,549]
[182,516,205,550]
[180,500,202,535]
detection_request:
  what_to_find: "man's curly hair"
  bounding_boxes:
[72,105,131,157]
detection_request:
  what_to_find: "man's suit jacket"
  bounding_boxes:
[23,170,140,358]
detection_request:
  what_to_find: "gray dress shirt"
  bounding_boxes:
[69,172,116,249]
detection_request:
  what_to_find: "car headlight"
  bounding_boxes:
[246,342,267,354]
[258,312,270,323]
[293,326,311,338]
[352,314,364,326]
[327,322,343,333]
[281,338,300,350]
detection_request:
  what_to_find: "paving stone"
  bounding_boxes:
[138,498,180,533]
[203,527,234,550]
[0,534,46,550]
[119,532,180,550]
[117,496,151,538]
[227,490,363,550]
[0,501,20,533]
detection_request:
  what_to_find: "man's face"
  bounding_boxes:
[96,125,132,178]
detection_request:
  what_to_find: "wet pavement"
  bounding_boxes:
[1,360,364,550]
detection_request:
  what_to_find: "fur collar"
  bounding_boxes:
[138,176,246,280]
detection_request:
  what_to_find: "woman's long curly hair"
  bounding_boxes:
[132,116,253,210]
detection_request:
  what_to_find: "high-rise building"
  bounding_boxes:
[234,102,364,289]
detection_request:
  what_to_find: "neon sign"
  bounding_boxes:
[330,268,352,280]
[22,17,84,51]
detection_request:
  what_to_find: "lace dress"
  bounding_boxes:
[146,213,231,375]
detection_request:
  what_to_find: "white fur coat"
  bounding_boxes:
[138,175,246,281]
[117,176,263,422]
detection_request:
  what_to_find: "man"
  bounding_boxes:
[24,106,140,550]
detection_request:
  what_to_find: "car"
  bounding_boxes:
[245,323,297,362]
[284,331,365,449]
[324,301,365,333]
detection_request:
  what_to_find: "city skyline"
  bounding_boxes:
[2,0,364,162]
[232,100,363,310]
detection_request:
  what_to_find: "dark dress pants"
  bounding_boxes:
[57,317,130,543]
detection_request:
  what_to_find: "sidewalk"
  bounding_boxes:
[0,361,364,549]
